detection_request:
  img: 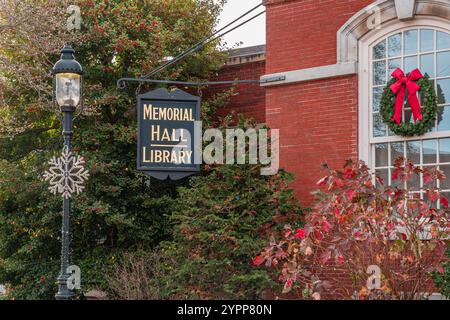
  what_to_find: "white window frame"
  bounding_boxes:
[358,17,450,167]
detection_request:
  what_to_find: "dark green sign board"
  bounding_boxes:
[137,88,200,180]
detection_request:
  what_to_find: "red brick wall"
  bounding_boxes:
[266,76,358,204]
[265,0,375,205]
[265,0,374,73]
[209,60,266,124]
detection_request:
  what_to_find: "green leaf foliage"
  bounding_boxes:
[0,0,226,299]
[159,163,304,300]
[432,249,450,298]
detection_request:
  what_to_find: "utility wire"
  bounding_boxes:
[123,10,266,90]
[141,2,264,79]
[194,11,265,57]
[122,4,266,91]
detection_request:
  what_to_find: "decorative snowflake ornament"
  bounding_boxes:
[43,147,89,199]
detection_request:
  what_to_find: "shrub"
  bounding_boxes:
[105,249,171,300]
[159,163,304,300]
[432,249,449,297]
[256,158,449,300]
[0,0,226,299]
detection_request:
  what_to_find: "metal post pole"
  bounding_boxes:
[55,105,75,300]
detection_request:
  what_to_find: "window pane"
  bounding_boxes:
[373,40,386,59]
[391,142,404,163]
[373,114,386,137]
[439,165,450,189]
[405,55,418,73]
[375,169,389,186]
[388,33,402,57]
[406,141,421,164]
[375,143,389,167]
[404,109,416,124]
[388,58,402,76]
[373,87,384,112]
[407,172,420,191]
[420,29,435,52]
[437,51,450,77]
[437,79,450,105]
[391,173,404,188]
[441,192,450,208]
[420,54,435,78]
[440,138,450,163]
[423,140,437,164]
[388,126,396,137]
[404,30,418,55]
[437,31,450,50]
[424,191,438,208]
[438,106,450,131]
[373,61,386,85]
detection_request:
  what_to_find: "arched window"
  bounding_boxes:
[360,22,450,202]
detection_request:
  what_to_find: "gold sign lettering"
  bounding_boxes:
[142,147,192,164]
[141,100,196,169]
[150,126,189,143]
[143,104,194,121]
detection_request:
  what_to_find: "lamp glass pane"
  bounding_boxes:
[55,73,81,107]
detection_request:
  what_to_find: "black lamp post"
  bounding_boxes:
[52,44,83,300]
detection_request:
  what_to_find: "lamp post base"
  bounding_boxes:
[55,273,74,300]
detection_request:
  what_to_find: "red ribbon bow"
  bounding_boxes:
[390,68,423,125]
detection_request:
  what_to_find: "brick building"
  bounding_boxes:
[219,0,449,206]
[210,45,267,123]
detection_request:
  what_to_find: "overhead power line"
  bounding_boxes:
[195,11,265,55]
[118,3,267,89]
[141,2,265,79]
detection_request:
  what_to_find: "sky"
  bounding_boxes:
[217,0,266,48]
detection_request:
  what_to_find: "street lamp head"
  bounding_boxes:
[52,44,83,109]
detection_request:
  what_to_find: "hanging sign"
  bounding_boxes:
[137,88,201,180]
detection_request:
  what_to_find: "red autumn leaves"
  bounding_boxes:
[253,157,449,298]
[252,255,264,267]
[294,228,306,239]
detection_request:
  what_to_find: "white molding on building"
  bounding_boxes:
[261,0,450,87]
[395,0,417,20]
[260,62,357,87]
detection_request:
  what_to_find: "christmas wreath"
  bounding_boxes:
[380,68,438,137]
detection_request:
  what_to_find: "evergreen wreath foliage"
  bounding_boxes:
[380,75,438,137]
